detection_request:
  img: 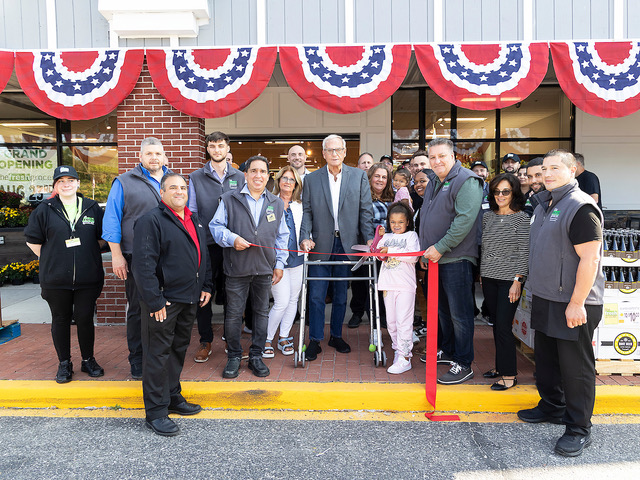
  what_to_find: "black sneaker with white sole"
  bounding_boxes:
[437,362,474,384]
[437,349,454,365]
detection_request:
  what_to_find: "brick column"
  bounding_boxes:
[96,63,206,324]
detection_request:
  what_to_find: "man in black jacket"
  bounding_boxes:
[132,173,212,437]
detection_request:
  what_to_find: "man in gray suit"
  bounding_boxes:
[300,134,374,361]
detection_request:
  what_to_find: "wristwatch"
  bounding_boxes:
[514,276,525,283]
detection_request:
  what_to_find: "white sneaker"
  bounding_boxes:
[387,356,412,374]
[412,331,420,344]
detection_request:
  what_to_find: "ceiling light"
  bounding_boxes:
[0,122,51,127]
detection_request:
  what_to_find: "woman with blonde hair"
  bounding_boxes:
[263,166,304,357]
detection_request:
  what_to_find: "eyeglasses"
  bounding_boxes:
[494,189,512,196]
[323,148,345,155]
[280,176,297,184]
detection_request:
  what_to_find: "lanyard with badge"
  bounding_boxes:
[62,197,82,248]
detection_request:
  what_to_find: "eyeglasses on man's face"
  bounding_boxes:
[323,148,345,155]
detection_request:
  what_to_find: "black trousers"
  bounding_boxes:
[481,277,518,376]
[141,301,196,421]
[196,244,224,344]
[349,261,385,320]
[124,253,143,368]
[42,286,102,362]
[533,303,603,436]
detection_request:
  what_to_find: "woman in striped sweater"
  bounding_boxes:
[480,173,530,391]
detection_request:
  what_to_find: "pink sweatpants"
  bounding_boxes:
[383,290,415,358]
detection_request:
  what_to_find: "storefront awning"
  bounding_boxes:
[3,42,640,120]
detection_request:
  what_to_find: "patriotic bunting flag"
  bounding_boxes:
[279,44,411,114]
[551,41,640,118]
[415,43,549,110]
[146,47,277,118]
[0,51,14,93]
[15,50,143,120]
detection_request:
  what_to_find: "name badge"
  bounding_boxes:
[65,238,81,248]
[482,203,490,210]
[266,213,276,222]
[229,179,238,189]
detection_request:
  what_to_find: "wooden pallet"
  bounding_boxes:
[595,358,640,376]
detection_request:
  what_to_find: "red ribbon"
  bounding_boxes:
[424,261,460,421]
[248,243,425,257]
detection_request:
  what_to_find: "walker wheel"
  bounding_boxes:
[381,351,387,367]
[374,351,380,367]
[301,351,306,368]
[293,351,299,368]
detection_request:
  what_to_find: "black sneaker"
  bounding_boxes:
[81,357,104,377]
[328,336,351,353]
[55,360,73,384]
[436,350,454,365]
[348,314,362,328]
[131,363,143,380]
[517,406,563,424]
[437,362,474,385]
[305,340,322,361]
[554,432,592,457]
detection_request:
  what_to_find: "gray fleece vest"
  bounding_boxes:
[118,165,169,254]
[221,189,284,277]
[189,164,244,245]
[419,160,483,261]
[528,180,604,305]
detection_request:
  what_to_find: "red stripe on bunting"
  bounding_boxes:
[0,51,14,93]
[147,47,276,118]
[15,49,143,120]
[279,44,411,114]
[551,41,640,118]
[415,43,548,110]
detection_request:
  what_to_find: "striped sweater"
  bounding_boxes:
[480,210,530,282]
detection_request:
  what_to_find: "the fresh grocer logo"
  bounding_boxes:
[0,148,56,196]
[614,332,638,355]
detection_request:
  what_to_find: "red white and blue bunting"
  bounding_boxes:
[15,49,143,120]
[551,41,640,118]
[414,43,549,110]
[0,51,14,93]
[279,44,411,114]
[146,47,277,118]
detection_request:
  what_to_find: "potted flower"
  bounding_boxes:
[2,262,28,285]
[25,260,39,284]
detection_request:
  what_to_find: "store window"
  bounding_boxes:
[229,136,360,173]
[391,86,575,174]
[0,92,117,202]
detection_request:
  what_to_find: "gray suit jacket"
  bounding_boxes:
[300,164,374,261]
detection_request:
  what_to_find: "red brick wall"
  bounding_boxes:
[96,63,206,324]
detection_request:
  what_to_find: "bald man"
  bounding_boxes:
[288,145,311,182]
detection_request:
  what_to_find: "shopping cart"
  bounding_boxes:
[293,253,387,368]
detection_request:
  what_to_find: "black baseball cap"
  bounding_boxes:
[53,165,79,183]
[470,160,488,170]
[502,153,521,164]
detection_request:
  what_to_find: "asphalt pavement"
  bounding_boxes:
[1,416,639,479]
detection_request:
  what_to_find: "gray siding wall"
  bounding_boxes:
[354,0,433,43]
[534,0,614,40]
[266,0,345,44]
[443,0,522,42]
[0,0,48,49]
[180,0,257,47]
[56,0,109,48]
[625,0,640,38]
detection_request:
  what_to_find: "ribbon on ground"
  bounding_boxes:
[424,261,459,421]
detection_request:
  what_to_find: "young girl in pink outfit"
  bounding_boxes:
[392,168,413,210]
[377,202,421,374]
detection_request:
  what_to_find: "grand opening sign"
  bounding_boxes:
[0,147,56,196]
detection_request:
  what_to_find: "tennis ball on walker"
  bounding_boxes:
[302,344,307,352]
[368,344,376,352]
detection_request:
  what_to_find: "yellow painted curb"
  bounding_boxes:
[0,381,638,415]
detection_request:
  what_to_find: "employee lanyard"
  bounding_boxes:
[61,196,82,235]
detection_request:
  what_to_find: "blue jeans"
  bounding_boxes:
[438,260,475,368]
[225,275,271,359]
[308,237,350,342]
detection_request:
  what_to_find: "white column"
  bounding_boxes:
[45,0,57,49]
[257,0,266,45]
[433,0,443,43]
[345,0,354,43]
[614,0,624,40]
[523,0,533,42]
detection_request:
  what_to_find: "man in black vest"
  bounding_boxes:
[132,173,212,436]
[188,131,245,363]
[419,138,483,385]
[210,156,289,379]
[102,137,170,379]
[517,150,604,457]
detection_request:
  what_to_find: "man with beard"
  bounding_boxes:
[188,131,245,363]
[524,157,545,216]
[288,145,311,183]
[502,153,521,174]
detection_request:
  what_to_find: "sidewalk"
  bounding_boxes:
[1,282,638,415]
